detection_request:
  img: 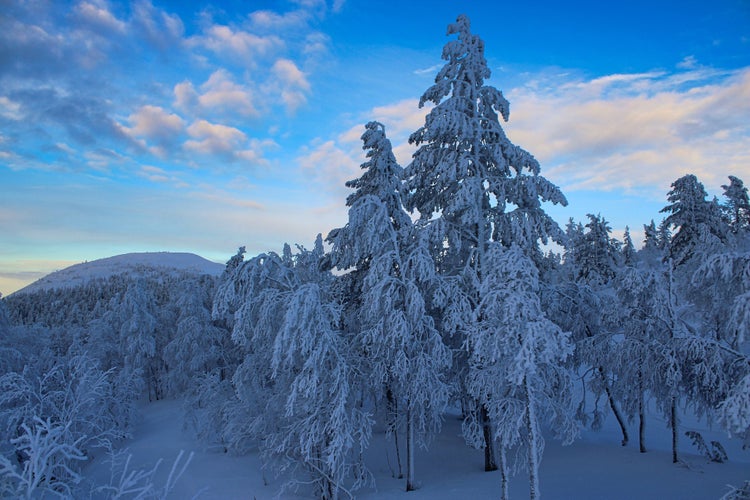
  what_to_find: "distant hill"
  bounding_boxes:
[14,252,225,295]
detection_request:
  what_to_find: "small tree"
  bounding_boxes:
[721,175,750,232]
[466,244,575,500]
[660,174,726,266]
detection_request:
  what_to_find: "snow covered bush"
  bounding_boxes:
[0,417,86,498]
[93,448,195,499]
[0,352,137,497]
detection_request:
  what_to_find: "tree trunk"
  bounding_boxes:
[406,406,415,492]
[599,367,628,446]
[638,372,646,453]
[499,441,509,500]
[671,397,679,464]
[525,378,540,500]
[387,388,404,479]
[394,427,404,480]
[481,404,498,472]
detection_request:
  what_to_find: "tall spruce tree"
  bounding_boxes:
[328,122,450,491]
[404,14,569,476]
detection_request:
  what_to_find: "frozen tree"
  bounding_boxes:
[615,258,691,462]
[404,14,567,472]
[573,214,620,283]
[691,236,750,349]
[328,122,450,491]
[717,373,750,448]
[213,248,297,455]
[546,214,630,447]
[642,220,659,252]
[0,417,86,498]
[622,226,636,266]
[466,244,575,500]
[116,281,159,400]
[215,237,372,498]
[406,15,567,264]
[660,174,726,266]
[687,229,750,442]
[721,175,750,232]
[164,277,231,395]
[270,278,370,499]
[0,353,137,497]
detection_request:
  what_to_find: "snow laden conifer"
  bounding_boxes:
[405,15,567,265]
[687,177,750,445]
[546,214,630,446]
[466,243,575,500]
[328,122,450,492]
[721,175,750,232]
[660,174,726,266]
[214,237,371,499]
[404,14,569,474]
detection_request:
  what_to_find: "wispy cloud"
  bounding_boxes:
[414,63,442,75]
[296,98,431,197]
[271,59,311,112]
[175,70,259,119]
[131,0,184,51]
[125,105,184,152]
[187,24,283,68]
[503,66,750,195]
[74,1,127,36]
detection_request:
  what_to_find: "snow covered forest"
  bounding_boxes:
[1,15,749,499]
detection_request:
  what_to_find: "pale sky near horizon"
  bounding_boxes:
[1,0,749,296]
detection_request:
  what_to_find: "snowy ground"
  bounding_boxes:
[84,399,749,499]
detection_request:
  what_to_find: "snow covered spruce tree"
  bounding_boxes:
[660,174,726,267]
[213,238,371,499]
[686,176,750,448]
[614,177,731,464]
[546,214,630,447]
[657,174,734,463]
[467,243,575,500]
[721,175,750,233]
[403,14,571,479]
[327,122,451,492]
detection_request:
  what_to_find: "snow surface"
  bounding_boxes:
[14,252,224,295]
[84,399,749,499]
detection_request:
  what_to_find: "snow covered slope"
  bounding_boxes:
[14,252,224,295]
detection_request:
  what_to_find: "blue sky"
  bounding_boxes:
[1,0,749,295]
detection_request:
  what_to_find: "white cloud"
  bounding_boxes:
[131,0,184,50]
[174,81,199,111]
[297,140,362,196]
[126,105,184,143]
[183,120,276,166]
[84,148,128,172]
[188,24,283,67]
[271,59,310,112]
[185,119,246,155]
[502,67,750,195]
[302,32,330,58]
[174,70,258,118]
[200,70,258,116]
[74,1,127,35]
[248,9,309,31]
[295,98,431,197]
[414,64,442,75]
[0,96,23,120]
